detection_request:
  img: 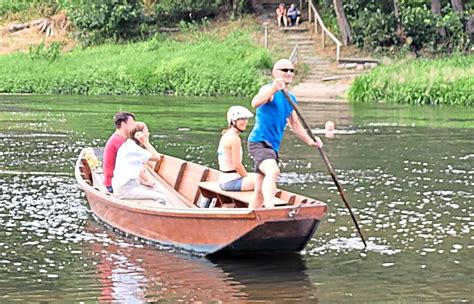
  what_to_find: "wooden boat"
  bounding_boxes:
[75,148,328,255]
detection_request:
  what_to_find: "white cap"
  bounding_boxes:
[227,106,254,124]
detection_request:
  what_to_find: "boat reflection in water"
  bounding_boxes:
[210,254,317,302]
[87,221,316,302]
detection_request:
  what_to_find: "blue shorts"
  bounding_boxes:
[220,177,243,191]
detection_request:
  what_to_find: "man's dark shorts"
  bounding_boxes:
[248,141,279,174]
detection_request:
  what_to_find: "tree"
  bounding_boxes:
[451,0,464,14]
[333,0,352,45]
[223,0,250,18]
[392,0,405,43]
[431,0,446,39]
[467,15,474,41]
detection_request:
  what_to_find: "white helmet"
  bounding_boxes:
[227,106,254,124]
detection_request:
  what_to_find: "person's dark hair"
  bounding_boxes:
[114,112,135,128]
[128,123,145,146]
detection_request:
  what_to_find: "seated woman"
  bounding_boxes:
[112,123,168,203]
[217,106,256,191]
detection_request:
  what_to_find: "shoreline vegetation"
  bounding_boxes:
[0,0,472,105]
[0,26,272,96]
[348,54,473,106]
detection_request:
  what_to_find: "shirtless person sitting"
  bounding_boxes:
[276,3,288,27]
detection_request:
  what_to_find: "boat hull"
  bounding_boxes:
[76,149,328,255]
[84,189,325,255]
[221,219,320,253]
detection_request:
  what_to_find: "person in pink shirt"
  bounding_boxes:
[103,112,136,193]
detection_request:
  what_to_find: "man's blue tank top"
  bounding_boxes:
[248,89,296,152]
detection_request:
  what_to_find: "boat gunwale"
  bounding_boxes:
[75,148,328,220]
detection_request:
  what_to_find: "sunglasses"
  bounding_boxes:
[278,68,295,73]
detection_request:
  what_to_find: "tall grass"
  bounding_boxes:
[0,30,272,96]
[348,54,474,106]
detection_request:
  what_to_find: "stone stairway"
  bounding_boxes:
[286,29,333,81]
[282,26,354,101]
[257,10,375,102]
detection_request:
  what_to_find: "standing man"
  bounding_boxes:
[247,59,323,209]
[103,112,136,193]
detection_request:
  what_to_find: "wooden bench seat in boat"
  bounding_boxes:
[86,161,190,209]
[197,181,288,208]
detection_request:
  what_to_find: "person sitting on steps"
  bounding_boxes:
[276,3,288,27]
[287,4,301,26]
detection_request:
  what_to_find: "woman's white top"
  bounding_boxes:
[112,139,151,190]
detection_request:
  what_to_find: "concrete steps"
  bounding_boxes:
[279,26,309,33]
[270,21,371,100]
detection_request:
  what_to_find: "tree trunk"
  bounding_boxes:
[431,0,446,39]
[451,0,464,14]
[467,15,474,41]
[333,0,352,46]
[392,0,405,43]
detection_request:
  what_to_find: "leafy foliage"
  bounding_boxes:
[316,0,471,54]
[58,0,251,45]
[437,8,471,53]
[60,0,144,45]
[29,42,64,61]
[350,7,398,51]
[153,0,221,25]
[401,4,438,52]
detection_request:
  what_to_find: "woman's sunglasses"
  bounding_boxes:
[278,68,295,73]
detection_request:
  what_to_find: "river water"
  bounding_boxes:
[0,95,472,302]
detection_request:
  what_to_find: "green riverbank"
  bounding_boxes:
[0,29,271,97]
[348,54,473,106]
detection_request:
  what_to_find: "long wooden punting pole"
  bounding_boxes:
[281,90,367,248]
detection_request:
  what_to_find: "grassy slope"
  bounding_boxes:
[0,24,273,96]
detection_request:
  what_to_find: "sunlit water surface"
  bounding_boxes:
[0,95,472,302]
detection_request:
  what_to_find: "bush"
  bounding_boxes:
[437,8,471,53]
[318,0,472,55]
[350,7,398,51]
[61,0,144,45]
[153,0,221,25]
[400,5,437,52]
[29,42,63,61]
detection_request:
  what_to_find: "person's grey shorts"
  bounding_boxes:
[220,177,243,191]
[248,141,279,174]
